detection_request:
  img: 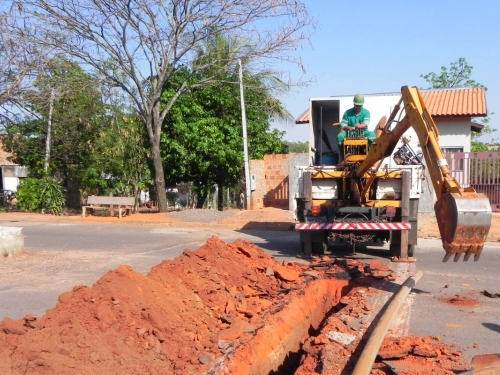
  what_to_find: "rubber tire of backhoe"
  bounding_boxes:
[312,241,327,255]
[408,244,415,257]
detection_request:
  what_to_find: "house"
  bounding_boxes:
[249,87,490,213]
[0,136,28,192]
[295,87,487,155]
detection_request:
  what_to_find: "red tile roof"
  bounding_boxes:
[420,88,486,116]
[296,109,310,124]
[295,88,487,124]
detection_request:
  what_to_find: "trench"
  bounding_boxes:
[211,272,422,375]
[268,302,348,375]
[210,278,353,375]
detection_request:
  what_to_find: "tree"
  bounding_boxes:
[284,140,308,153]
[0,3,57,124]
[161,68,288,208]
[420,57,496,151]
[17,0,313,212]
[4,57,106,191]
[86,111,152,205]
[420,57,485,90]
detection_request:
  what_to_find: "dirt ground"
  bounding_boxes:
[0,208,498,374]
[0,237,471,375]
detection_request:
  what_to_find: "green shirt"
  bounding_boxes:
[340,107,371,130]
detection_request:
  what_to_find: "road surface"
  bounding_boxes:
[0,219,499,363]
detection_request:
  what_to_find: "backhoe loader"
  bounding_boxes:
[295,86,492,262]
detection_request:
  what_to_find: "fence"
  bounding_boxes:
[445,151,500,212]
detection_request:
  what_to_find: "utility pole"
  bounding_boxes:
[238,59,251,210]
[44,88,55,172]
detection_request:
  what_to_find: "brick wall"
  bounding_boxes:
[249,154,299,210]
[263,154,290,208]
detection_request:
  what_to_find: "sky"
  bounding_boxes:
[273,0,500,143]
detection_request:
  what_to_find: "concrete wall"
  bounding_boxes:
[414,116,471,213]
[0,227,24,256]
[433,116,471,152]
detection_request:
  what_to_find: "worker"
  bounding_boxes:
[336,93,377,160]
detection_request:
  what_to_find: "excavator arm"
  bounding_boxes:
[357,86,492,262]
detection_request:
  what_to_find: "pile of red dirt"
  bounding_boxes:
[0,237,348,375]
[0,237,471,375]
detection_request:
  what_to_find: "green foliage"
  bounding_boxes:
[16,179,43,213]
[16,177,66,215]
[4,56,106,179]
[85,112,152,196]
[283,140,308,153]
[161,47,288,201]
[420,57,497,151]
[4,56,152,203]
[420,58,486,90]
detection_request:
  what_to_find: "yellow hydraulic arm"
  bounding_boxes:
[357,86,492,262]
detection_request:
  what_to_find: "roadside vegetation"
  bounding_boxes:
[0,0,313,213]
[420,58,498,152]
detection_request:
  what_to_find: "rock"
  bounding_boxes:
[274,264,300,282]
[218,319,256,341]
[1,317,27,335]
[236,307,255,318]
[265,267,274,276]
[153,328,167,342]
[225,300,236,313]
[413,344,438,358]
[368,259,392,278]
[325,331,356,346]
[23,314,37,322]
[302,270,320,278]
[378,347,411,359]
[218,340,232,350]
[94,302,115,325]
[198,353,212,364]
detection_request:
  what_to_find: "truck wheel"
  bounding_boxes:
[312,241,327,255]
[408,244,415,257]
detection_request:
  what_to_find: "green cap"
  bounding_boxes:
[353,94,365,106]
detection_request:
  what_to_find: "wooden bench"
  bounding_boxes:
[82,196,135,218]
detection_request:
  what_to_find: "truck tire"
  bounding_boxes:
[312,241,327,255]
[408,244,415,257]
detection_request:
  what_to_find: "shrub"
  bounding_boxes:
[16,177,66,215]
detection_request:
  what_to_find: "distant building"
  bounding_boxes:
[0,136,28,191]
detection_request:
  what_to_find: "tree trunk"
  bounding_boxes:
[196,192,207,208]
[217,184,224,211]
[152,142,167,212]
[148,103,168,212]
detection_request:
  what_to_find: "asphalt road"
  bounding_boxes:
[0,221,306,320]
[0,220,499,364]
[403,238,500,362]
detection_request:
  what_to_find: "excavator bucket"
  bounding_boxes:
[435,191,492,262]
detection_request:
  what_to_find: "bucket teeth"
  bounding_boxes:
[442,243,484,263]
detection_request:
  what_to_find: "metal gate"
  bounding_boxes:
[445,151,500,212]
